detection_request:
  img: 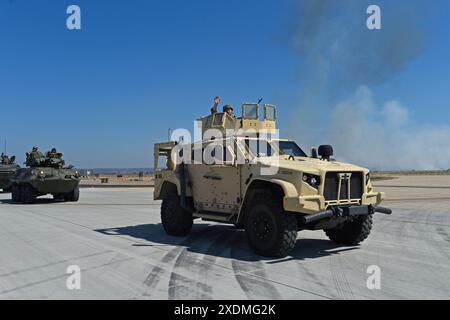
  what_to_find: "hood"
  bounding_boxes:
[258,156,368,174]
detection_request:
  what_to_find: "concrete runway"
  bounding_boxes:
[1,178,450,299]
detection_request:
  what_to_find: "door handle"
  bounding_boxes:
[203,174,222,180]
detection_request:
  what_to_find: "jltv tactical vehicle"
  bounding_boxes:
[10,148,80,204]
[154,103,391,257]
[0,154,20,192]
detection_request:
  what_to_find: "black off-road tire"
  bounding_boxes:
[161,192,193,236]
[19,185,27,203]
[245,190,298,257]
[324,214,373,245]
[69,187,80,202]
[63,187,80,202]
[11,185,19,203]
[22,185,36,204]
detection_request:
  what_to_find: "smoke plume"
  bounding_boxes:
[285,0,450,170]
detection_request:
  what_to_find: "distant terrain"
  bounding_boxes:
[77,168,152,175]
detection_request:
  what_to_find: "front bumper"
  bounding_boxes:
[32,177,80,194]
[283,191,385,214]
[302,204,392,225]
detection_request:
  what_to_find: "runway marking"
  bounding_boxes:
[384,197,450,202]
[378,217,450,228]
[375,185,450,189]
[0,255,136,296]
[0,250,113,278]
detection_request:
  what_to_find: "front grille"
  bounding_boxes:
[324,173,338,201]
[323,172,363,201]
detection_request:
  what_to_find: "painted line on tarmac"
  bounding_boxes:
[384,197,450,202]
[375,185,450,189]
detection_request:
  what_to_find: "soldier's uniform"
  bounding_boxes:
[1,153,9,165]
[223,105,235,118]
[46,148,65,168]
[27,147,45,167]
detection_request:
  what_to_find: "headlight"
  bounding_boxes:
[366,172,370,185]
[38,170,45,178]
[74,171,80,178]
[302,173,321,188]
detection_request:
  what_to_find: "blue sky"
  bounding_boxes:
[1,0,449,169]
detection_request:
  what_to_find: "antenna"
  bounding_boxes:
[3,140,6,154]
[168,128,172,141]
[257,98,263,104]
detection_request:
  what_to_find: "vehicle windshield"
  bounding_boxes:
[242,105,259,119]
[241,139,307,158]
[278,140,307,157]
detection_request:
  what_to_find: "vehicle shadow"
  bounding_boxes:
[95,223,358,262]
[0,198,59,204]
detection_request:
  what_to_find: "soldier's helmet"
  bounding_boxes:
[223,105,233,112]
[51,148,57,153]
[32,146,38,152]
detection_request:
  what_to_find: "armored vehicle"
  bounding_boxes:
[0,154,20,192]
[10,147,80,204]
[154,102,392,257]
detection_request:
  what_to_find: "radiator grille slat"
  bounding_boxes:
[324,172,363,201]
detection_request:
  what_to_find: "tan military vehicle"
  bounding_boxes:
[154,103,391,257]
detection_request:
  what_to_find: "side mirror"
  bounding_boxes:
[318,145,333,161]
[311,148,318,159]
[10,156,16,163]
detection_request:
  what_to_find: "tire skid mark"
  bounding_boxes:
[141,227,212,298]
[0,255,136,296]
[437,228,450,243]
[428,211,450,260]
[329,255,345,299]
[297,261,327,293]
[387,209,450,294]
[168,229,229,300]
[10,207,196,296]
[230,234,282,300]
[411,209,450,294]
[332,254,355,300]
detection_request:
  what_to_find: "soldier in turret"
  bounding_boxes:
[45,148,65,168]
[1,153,9,165]
[26,146,45,167]
[223,105,234,117]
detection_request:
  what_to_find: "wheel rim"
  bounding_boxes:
[251,211,275,242]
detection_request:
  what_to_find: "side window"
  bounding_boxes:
[157,150,173,170]
[212,113,224,127]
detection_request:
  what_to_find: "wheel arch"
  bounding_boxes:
[158,181,180,199]
[237,179,298,225]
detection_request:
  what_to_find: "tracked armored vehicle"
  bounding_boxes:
[10,148,80,204]
[154,102,392,257]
